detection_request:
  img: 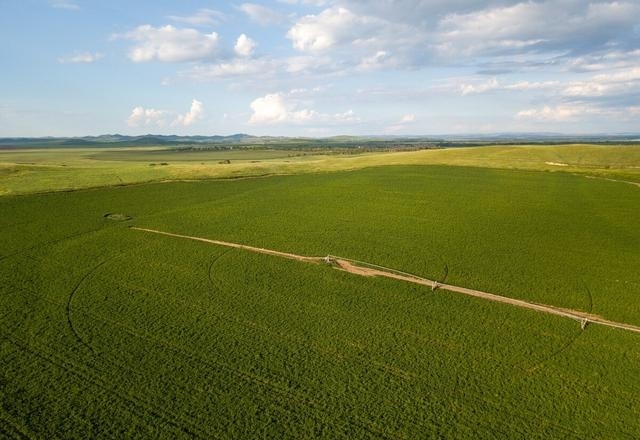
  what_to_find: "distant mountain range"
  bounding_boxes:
[1,133,639,149]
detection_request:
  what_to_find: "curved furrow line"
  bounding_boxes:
[207,248,234,292]
[66,253,123,354]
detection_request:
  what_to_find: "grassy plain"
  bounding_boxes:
[1,157,640,437]
[1,144,639,195]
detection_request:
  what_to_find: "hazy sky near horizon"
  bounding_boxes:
[1,0,640,136]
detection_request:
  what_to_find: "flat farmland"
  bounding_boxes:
[2,144,639,196]
[2,161,640,438]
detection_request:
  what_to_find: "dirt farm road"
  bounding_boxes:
[131,227,640,335]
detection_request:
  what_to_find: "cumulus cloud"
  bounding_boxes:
[287,7,381,52]
[249,93,357,124]
[160,2,640,87]
[239,3,284,25]
[115,25,219,63]
[118,1,640,133]
[127,106,168,127]
[234,34,257,57]
[284,1,640,71]
[173,99,204,126]
[57,52,104,64]
[50,0,79,10]
[400,113,416,123]
[168,9,225,26]
[249,93,307,124]
[127,100,204,128]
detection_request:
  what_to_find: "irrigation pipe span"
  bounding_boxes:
[131,227,640,335]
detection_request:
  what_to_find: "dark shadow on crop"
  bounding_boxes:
[584,282,594,313]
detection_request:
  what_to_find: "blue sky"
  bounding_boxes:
[1,0,639,136]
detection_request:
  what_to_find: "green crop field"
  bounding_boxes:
[1,145,640,438]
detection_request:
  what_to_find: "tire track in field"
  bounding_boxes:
[207,248,234,292]
[2,280,235,437]
[584,282,594,313]
[57,299,404,440]
[66,254,120,354]
[526,283,595,373]
[61,263,421,439]
[7,263,402,438]
[7,249,635,438]
[131,227,640,335]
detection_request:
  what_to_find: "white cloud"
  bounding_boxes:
[563,67,640,97]
[239,3,284,25]
[250,93,302,124]
[234,34,257,57]
[460,78,500,96]
[459,78,559,95]
[358,50,392,71]
[434,1,640,58]
[115,25,219,63]
[288,86,327,96]
[285,55,333,74]
[127,106,168,127]
[168,9,225,26]
[333,109,359,122]
[568,50,640,72]
[278,0,328,5]
[58,52,104,64]
[127,100,203,128]
[50,0,79,10]
[435,3,550,57]
[173,100,204,126]
[516,104,596,122]
[287,7,380,52]
[188,58,278,79]
[386,113,417,132]
[249,93,357,125]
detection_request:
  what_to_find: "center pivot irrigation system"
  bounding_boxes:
[131,227,640,335]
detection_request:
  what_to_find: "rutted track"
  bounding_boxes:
[131,227,640,335]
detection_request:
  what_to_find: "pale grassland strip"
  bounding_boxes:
[130,227,640,335]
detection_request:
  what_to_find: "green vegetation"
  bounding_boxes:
[1,161,639,438]
[1,144,639,195]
